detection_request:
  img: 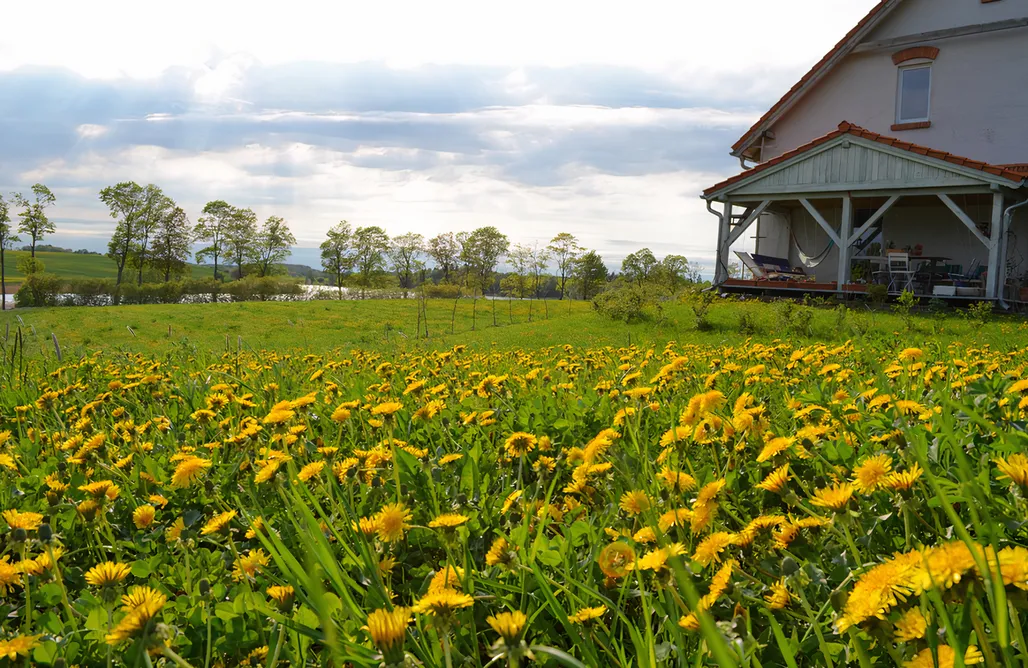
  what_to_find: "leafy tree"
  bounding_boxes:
[621,248,658,286]
[226,208,258,279]
[13,184,56,258]
[505,243,533,299]
[530,244,551,299]
[352,226,390,297]
[547,232,582,299]
[573,250,608,300]
[133,186,175,286]
[252,216,296,277]
[320,221,355,296]
[0,195,19,311]
[462,226,509,295]
[388,232,425,290]
[194,200,236,281]
[657,254,691,295]
[427,232,460,282]
[150,206,192,281]
[100,181,146,285]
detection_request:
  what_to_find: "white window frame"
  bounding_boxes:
[896,64,932,124]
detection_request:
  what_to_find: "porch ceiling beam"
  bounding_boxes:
[847,195,900,246]
[799,198,842,246]
[938,194,990,247]
[724,185,993,202]
[726,200,771,247]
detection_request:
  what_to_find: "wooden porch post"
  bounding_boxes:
[837,194,853,290]
[987,192,1004,299]
[714,201,733,284]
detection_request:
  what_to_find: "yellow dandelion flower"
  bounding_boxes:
[504,432,537,458]
[201,510,237,536]
[852,454,893,493]
[756,465,790,493]
[412,589,474,617]
[132,505,156,529]
[809,483,854,511]
[619,490,651,515]
[85,561,132,587]
[375,503,412,543]
[568,605,607,624]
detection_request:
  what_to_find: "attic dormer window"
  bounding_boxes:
[896,65,931,124]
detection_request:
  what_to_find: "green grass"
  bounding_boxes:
[1,295,1024,359]
[0,250,214,283]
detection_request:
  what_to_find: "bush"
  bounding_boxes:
[867,284,888,306]
[592,283,648,323]
[422,283,461,299]
[15,272,63,307]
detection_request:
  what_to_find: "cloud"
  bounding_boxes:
[0,59,765,267]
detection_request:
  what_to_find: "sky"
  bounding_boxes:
[0,0,879,270]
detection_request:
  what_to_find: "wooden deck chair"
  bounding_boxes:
[734,251,767,280]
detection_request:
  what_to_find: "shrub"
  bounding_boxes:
[689,291,717,331]
[14,272,63,307]
[867,284,888,306]
[964,300,993,326]
[592,283,648,323]
[422,283,461,299]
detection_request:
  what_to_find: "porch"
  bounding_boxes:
[702,122,1028,302]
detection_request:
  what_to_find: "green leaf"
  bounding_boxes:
[32,640,59,664]
[130,560,152,578]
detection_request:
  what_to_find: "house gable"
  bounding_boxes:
[705,122,1025,200]
[733,0,1028,162]
[862,0,1028,42]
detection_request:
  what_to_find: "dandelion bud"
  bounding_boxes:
[54,660,67,668]
[38,523,53,543]
[11,528,26,543]
[198,578,211,597]
[57,461,67,472]
[781,556,798,576]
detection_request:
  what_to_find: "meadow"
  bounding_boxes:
[1,297,1027,666]
[1,251,214,284]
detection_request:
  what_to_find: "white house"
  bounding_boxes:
[703,0,1028,301]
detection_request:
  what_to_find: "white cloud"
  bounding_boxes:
[76,124,108,138]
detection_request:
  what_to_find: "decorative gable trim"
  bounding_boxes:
[892,46,940,64]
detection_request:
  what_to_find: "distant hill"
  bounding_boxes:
[1,250,214,283]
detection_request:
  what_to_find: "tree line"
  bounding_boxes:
[0,180,706,310]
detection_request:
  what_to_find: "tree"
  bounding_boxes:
[150,206,193,282]
[133,186,175,286]
[225,208,258,279]
[352,226,390,297]
[506,243,533,299]
[320,221,355,296]
[0,195,19,311]
[427,232,460,282]
[657,254,690,295]
[252,216,296,277]
[14,184,56,258]
[100,181,146,285]
[547,232,582,299]
[388,232,425,290]
[621,248,658,286]
[530,244,551,299]
[194,200,236,281]
[463,226,509,295]
[573,250,608,300]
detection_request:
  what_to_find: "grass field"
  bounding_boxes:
[1,297,1027,666]
[1,250,214,284]
[0,295,1022,358]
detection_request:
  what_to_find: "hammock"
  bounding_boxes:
[791,231,834,268]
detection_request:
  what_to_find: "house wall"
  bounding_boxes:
[865,0,1028,41]
[760,26,1028,165]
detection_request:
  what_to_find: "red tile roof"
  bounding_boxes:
[731,0,896,155]
[705,121,1027,197]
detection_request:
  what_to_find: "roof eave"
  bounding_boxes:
[730,0,903,159]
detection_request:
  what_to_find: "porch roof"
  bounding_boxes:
[704,122,1027,201]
